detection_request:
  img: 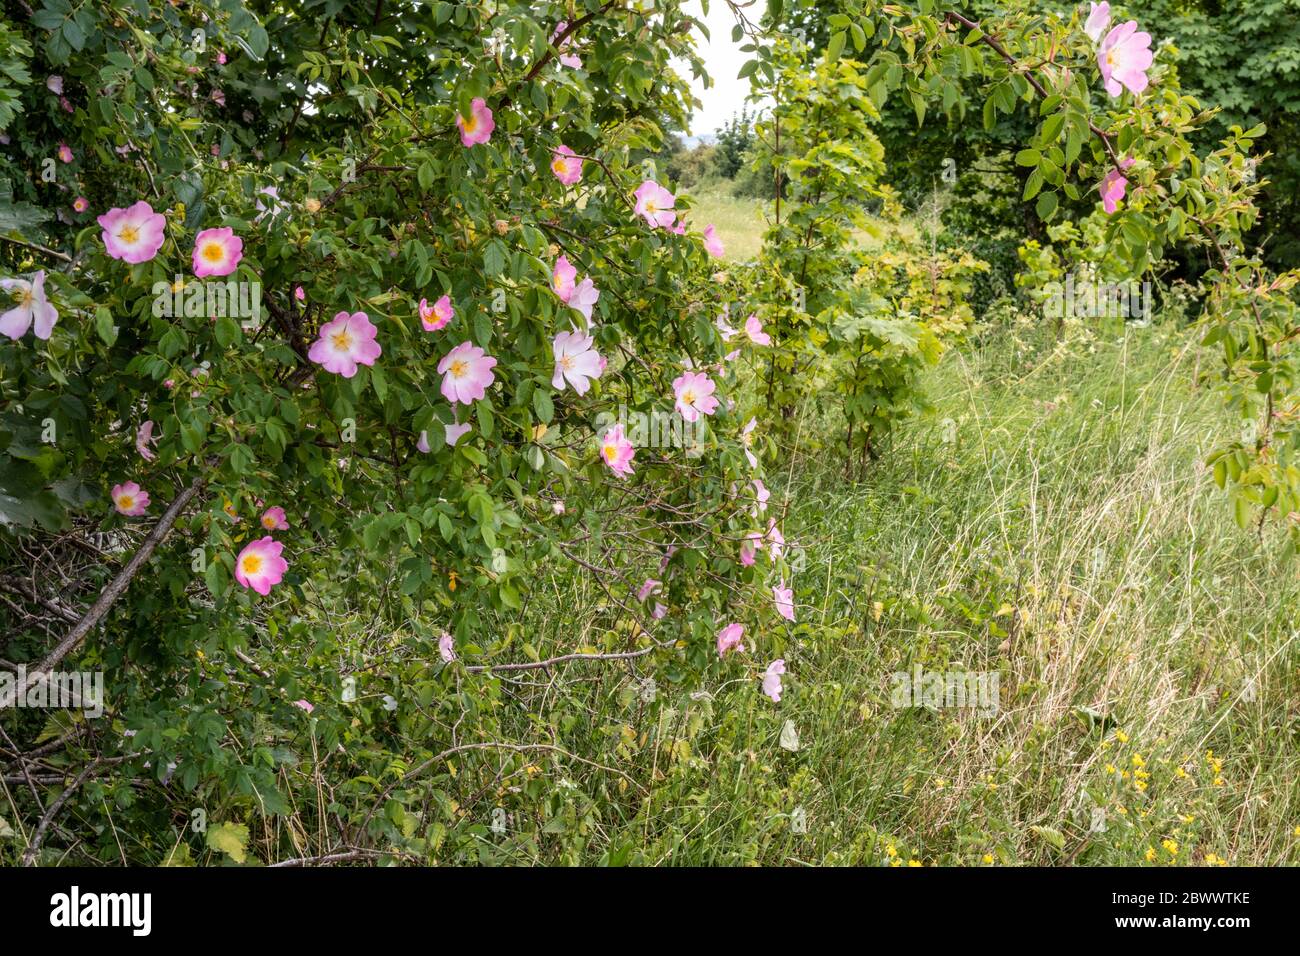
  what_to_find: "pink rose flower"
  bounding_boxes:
[1098,21,1153,98]
[673,370,720,422]
[552,329,603,395]
[633,180,677,230]
[0,271,58,340]
[762,659,786,702]
[135,420,158,461]
[551,144,584,185]
[308,310,383,378]
[570,277,599,323]
[111,481,149,516]
[599,424,636,478]
[260,506,289,531]
[439,631,456,662]
[552,255,577,303]
[97,201,167,264]
[456,98,495,147]
[1085,1,1111,43]
[703,224,725,258]
[420,294,454,331]
[774,582,795,622]
[744,314,771,346]
[1099,158,1135,214]
[234,535,288,595]
[191,226,243,277]
[438,341,498,405]
[717,622,746,658]
[445,422,472,446]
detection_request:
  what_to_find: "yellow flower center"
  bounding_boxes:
[552,159,566,175]
[15,288,33,308]
[449,358,468,378]
[644,200,657,213]
[118,225,140,244]
[681,389,696,406]
[116,494,135,510]
[463,114,478,133]
[201,241,225,263]
[261,515,275,529]
[241,553,263,575]
[331,330,353,351]
[1106,52,1115,66]
[603,444,618,462]
[559,355,574,371]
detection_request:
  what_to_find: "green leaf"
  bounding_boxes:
[205,822,250,863]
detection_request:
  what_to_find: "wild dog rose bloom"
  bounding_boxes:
[111,481,149,516]
[191,226,243,277]
[97,201,166,264]
[46,75,63,95]
[570,277,599,323]
[766,518,786,558]
[234,536,288,595]
[762,659,786,702]
[0,271,58,340]
[57,143,73,163]
[72,196,89,213]
[417,430,431,453]
[774,582,795,622]
[135,420,158,461]
[673,370,720,422]
[600,424,635,478]
[445,422,472,446]
[744,314,770,346]
[260,506,289,531]
[551,145,584,185]
[439,631,456,662]
[1098,21,1153,98]
[456,98,495,147]
[753,479,770,513]
[552,255,577,303]
[717,622,746,658]
[703,225,725,258]
[1100,157,1136,214]
[420,294,454,331]
[633,180,677,229]
[742,417,759,468]
[438,341,498,405]
[1085,2,1111,42]
[552,22,582,69]
[637,579,661,602]
[309,311,382,378]
[552,330,603,395]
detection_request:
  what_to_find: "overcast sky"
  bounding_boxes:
[674,0,758,137]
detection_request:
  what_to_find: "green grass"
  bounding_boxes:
[685,184,766,262]
[485,323,1300,865]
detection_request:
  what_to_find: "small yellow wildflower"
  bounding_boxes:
[1116,730,1130,743]
[1162,839,1179,857]
[1145,846,1157,862]
[982,854,994,864]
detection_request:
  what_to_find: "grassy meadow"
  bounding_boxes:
[463,194,1300,866]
